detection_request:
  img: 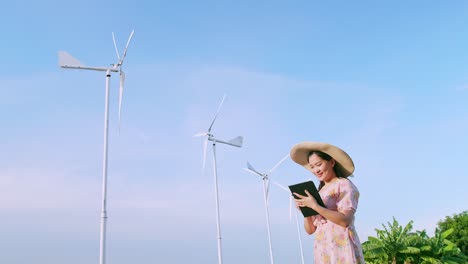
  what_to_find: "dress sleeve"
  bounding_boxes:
[336,179,360,213]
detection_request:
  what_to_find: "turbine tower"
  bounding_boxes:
[58,30,135,264]
[193,94,243,264]
[243,154,289,264]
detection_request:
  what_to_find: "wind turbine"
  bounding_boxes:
[243,153,290,264]
[193,94,243,264]
[58,30,135,264]
[273,181,306,264]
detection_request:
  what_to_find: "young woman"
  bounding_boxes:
[290,141,365,264]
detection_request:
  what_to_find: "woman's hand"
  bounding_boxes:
[295,190,355,228]
[293,190,319,210]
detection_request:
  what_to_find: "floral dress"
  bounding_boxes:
[312,178,365,264]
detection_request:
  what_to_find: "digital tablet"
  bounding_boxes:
[288,181,326,217]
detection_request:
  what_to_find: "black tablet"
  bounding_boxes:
[288,181,326,217]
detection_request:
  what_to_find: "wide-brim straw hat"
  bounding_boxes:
[290,141,355,177]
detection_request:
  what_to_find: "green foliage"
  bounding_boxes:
[362,217,418,264]
[437,211,468,256]
[417,228,467,264]
[363,214,468,264]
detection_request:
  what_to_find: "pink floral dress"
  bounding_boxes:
[312,178,365,264]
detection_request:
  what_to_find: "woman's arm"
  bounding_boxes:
[294,190,354,228]
[295,199,317,234]
[304,216,317,234]
[312,205,354,228]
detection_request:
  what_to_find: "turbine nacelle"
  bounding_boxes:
[243,153,289,210]
[208,135,243,148]
[244,162,267,180]
[194,94,243,169]
[58,30,135,131]
[244,153,290,192]
[58,51,118,72]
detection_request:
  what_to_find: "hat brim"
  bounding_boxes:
[290,142,354,177]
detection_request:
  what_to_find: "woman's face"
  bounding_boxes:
[308,153,336,183]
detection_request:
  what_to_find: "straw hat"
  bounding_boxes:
[290,141,355,177]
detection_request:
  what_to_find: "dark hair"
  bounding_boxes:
[307,150,344,191]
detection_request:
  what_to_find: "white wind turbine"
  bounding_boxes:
[57,30,135,264]
[273,181,306,264]
[193,94,243,264]
[243,153,290,264]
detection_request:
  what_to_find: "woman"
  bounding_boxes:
[290,141,365,264]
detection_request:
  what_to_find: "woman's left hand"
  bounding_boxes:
[294,190,319,210]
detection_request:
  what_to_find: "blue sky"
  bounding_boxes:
[2,1,468,263]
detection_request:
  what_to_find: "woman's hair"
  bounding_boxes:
[307,150,344,191]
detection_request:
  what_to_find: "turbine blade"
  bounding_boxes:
[58,51,82,67]
[267,153,290,176]
[118,71,125,132]
[266,178,271,197]
[121,30,135,63]
[266,178,271,205]
[202,138,208,169]
[272,181,289,192]
[207,94,226,132]
[112,32,121,61]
